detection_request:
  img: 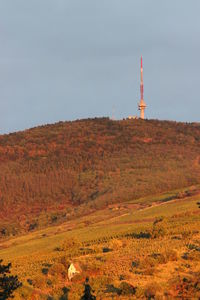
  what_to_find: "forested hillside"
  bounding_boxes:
[0,118,200,236]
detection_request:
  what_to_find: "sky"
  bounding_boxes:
[0,0,200,133]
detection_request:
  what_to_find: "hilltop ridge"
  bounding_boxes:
[0,117,200,237]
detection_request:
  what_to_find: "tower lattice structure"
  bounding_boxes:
[138,56,147,119]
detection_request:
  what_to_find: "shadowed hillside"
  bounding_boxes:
[0,118,200,236]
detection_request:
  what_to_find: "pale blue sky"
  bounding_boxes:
[0,0,200,133]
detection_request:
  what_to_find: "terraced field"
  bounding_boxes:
[1,185,200,299]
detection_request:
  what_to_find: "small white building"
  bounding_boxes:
[127,116,138,120]
[68,263,81,281]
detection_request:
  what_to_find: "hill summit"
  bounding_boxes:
[0,118,200,236]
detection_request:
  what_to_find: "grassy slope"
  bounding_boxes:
[0,186,199,258]
[0,186,200,299]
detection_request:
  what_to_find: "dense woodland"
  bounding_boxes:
[0,118,200,236]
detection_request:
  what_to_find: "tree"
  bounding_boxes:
[80,277,96,300]
[0,259,22,299]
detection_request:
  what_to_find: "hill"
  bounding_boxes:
[0,117,200,237]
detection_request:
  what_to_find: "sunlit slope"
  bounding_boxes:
[0,188,199,261]
[0,187,199,299]
[0,118,200,235]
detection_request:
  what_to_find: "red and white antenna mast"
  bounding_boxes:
[138,56,146,119]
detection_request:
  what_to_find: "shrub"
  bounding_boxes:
[170,273,200,298]
[48,263,68,279]
[119,281,136,295]
[102,247,112,253]
[125,231,151,239]
[105,284,121,295]
[119,274,125,281]
[27,279,33,285]
[54,246,62,251]
[187,243,200,252]
[132,261,139,268]
[28,222,38,231]
[149,250,177,266]
[79,247,95,255]
[182,251,200,261]
[0,259,22,299]
[41,267,48,275]
[46,279,52,286]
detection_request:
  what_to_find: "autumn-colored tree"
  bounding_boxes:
[0,118,200,236]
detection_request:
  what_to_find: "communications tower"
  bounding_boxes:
[138,56,147,119]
